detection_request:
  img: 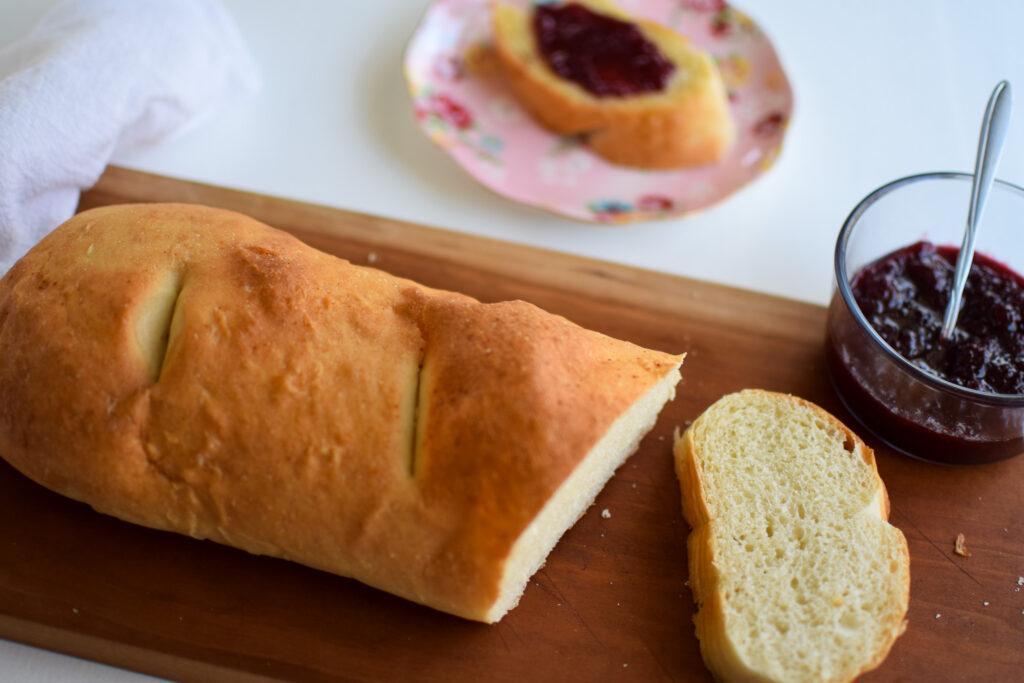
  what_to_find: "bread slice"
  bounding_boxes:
[492,0,734,169]
[0,203,683,623]
[674,390,909,682]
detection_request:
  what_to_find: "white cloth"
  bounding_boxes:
[0,0,260,274]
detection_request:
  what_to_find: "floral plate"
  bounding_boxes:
[403,0,793,223]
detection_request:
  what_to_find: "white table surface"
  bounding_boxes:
[2,1,1023,680]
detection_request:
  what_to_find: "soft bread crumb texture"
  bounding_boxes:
[0,203,684,623]
[492,0,735,169]
[674,389,909,683]
[488,368,680,621]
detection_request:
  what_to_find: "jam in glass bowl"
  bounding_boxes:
[826,172,1024,465]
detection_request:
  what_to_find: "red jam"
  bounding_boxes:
[533,3,675,97]
[826,335,1024,465]
[851,241,1024,394]
[826,240,1024,465]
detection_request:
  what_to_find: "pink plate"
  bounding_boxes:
[403,0,793,223]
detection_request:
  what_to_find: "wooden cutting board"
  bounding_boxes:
[1,167,1021,682]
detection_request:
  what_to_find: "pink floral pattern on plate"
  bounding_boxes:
[404,0,793,223]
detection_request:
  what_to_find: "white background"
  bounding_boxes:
[2,1,1023,680]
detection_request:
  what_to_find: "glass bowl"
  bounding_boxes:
[826,171,1024,465]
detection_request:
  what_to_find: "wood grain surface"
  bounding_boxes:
[1,167,1022,682]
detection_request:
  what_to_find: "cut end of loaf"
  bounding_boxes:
[674,389,910,683]
[484,358,684,623]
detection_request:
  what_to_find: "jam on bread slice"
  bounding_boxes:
[493,0,735,169]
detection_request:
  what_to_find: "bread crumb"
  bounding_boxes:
[367,251,379,263]
[1017,576,1023,586]
[935,613,941,619]
[983,601,990,606]
[954,533,971,557]
[601,509,611,519]
[72,608,79,614]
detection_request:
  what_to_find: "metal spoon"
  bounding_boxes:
[940,80,1014,340]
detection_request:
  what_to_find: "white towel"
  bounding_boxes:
[0,0,260,274]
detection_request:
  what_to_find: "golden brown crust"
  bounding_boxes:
[492,0,735,169]
[0,203,682,622]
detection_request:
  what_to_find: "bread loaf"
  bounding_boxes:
[492,0,735,169]
[674,390,909,682]
[0,203,684,623]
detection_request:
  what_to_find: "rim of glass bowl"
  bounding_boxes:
[835,170,1024,407]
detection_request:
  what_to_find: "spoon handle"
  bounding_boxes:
[941,80,1014,339]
